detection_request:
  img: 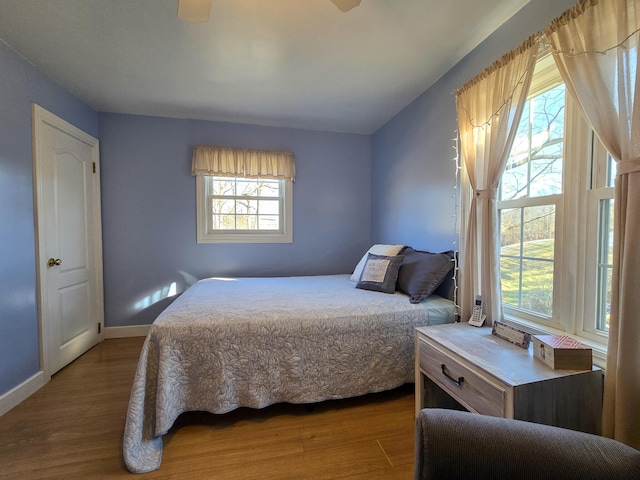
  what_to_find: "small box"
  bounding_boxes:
[532,334,592,370]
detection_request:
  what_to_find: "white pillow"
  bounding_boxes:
[350,244,406,282]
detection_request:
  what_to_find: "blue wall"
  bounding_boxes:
[0,40,98,395]
[371,0,577,252]
[98,113,372,327]
[1,0,579,404]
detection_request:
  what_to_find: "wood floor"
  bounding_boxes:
[0,337,417,479]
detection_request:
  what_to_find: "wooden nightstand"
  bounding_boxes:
[415,322,603,434]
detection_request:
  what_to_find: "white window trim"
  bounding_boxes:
[196,175,293,244]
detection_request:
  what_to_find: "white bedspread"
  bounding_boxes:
[123,274,455,473]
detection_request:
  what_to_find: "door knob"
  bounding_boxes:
[47,258,62,267]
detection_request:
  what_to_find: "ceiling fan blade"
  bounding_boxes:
[177,0,212,23]
[331,0,361,12]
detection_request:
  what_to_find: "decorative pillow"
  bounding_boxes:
[356,253,404,294]
[350,244,406,282]
[397,248,455,304]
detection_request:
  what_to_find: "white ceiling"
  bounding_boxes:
[0,0,530,134]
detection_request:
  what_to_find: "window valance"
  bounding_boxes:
[191,145,296,181]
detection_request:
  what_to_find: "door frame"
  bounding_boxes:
[32,104,104,381]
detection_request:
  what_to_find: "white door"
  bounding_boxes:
[32,105,104,377]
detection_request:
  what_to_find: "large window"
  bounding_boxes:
[196,176,292,243]
[497,52,614,349]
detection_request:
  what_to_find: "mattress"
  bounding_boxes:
[123,274,455,473]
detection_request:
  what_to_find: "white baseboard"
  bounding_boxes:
[104,325,150,339]
[1,327,149,416]
[0,371,45,417]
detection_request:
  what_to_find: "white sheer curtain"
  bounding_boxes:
[191,145,296,181]
[546,0,640,449]
[455,36,539,324]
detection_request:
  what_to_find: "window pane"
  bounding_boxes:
[235,214,259,229]
[236,199,258,215]
[530,144,562,196]
[501,84,565,201]
[211,198,235,215]
[513,101,531,153]
[237,180,258,196]
[500,208,521,249]
[258,200,279,215]
[521,259,554,316]
[522,205,555,259]
[257,181,279,196]
[530,85,565,146]
[212,178,235,195]
[202,176,288,237]
[596,198,614,332]
[501,158,529,200]
[501,207,523,309]
[212,214,235,230]
[607,155,616,187]
[500,205,555,317]
[500,256,521,307]
[258,215,279,230]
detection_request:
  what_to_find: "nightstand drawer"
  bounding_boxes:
[419,339,505,417]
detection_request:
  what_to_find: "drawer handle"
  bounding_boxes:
[441,363,464,386]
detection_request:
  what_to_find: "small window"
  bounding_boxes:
[196,176,292,243]
[595,197,613,333]
[584,143,615,338]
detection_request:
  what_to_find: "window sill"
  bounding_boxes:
[502,315,608,370]
[197,232,292,244]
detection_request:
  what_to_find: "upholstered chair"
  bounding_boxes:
[415,408,640,480]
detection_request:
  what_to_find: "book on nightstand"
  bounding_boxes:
[532,334,593,370]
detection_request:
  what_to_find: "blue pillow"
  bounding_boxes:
[397,248,455,303]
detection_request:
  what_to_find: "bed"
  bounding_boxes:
[123,248,456,473]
